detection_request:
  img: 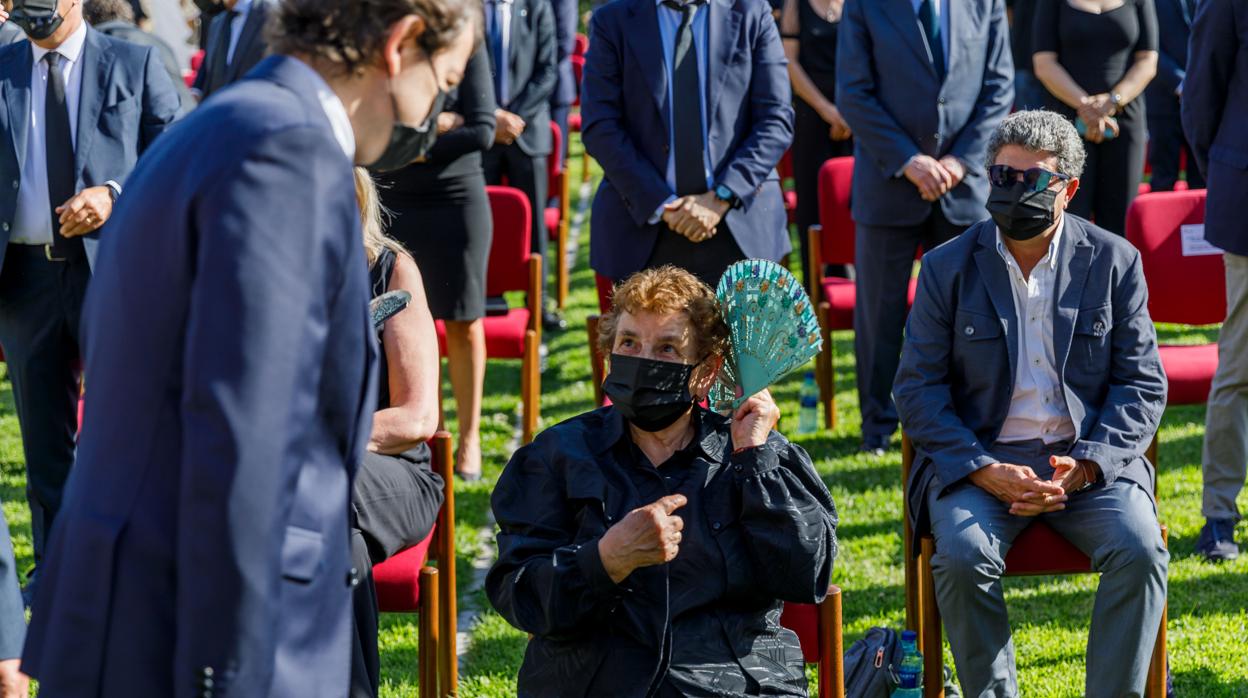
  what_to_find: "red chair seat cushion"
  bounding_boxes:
[568,112,582,133]
[779,602,820,664]
[545,207,560,240]
[436,309,531,358]
[820,277,918,330]
[373,527,436,612]
[1003,520,1090,575]
[1160,343,1218,405]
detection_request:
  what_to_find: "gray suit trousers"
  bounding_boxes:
[1203,252,1248,520]
[927,440,1168,698]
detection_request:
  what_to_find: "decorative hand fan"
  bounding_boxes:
[370,290,412,331]
[710,260,822,411]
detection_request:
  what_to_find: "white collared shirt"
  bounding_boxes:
[995,217,1077,444]
[226,0,254,66]
[288,57,355,161]
[11,20,88,245]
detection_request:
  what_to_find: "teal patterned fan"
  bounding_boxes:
[711,260,823,411]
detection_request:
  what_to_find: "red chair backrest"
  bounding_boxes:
[486,186,533,297]
[1125,189,1226,326]
[574,33,589,57]
[190,49,205,73]
[548,121,564,191]
[817,157,856,267]
[571,54,585,107]
[778,149,795,182]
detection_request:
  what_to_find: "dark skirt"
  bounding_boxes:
[385,172,492,322]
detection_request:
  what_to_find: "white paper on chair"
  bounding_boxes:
[1180,224,1224,257]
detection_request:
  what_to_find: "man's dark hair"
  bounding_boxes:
[83,0,136,25]
[271,0,481,76]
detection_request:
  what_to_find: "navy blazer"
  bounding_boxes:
[894,216,1167,541]
[491,0,557,157]
[582,0,793,280]
[1182,0,1248,257]
[836,0,1014,228]
[22,55,377,698]
[192,0,275,100]
[0,26,180,272]
[1144,0,1192,118]
[549,0,579,109]
[0,21,24,46]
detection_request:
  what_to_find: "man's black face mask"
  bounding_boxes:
[10,0,66,40]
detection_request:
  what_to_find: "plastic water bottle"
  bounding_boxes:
[798,372,819,434]
[892,630,923,697]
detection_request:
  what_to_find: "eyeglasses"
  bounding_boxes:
[987,164,1071,193]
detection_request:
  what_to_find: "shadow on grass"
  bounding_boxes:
[1172,667,1248,697]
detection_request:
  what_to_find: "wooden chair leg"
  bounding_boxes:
[919,537,945,698]
[556,222,569,310]
[419,566,440,698]
[433,434,459,696]
[818,585,845,698]
[523,329,539,444]
[902,437,918,632]
[816,301,835,431]
[581,147,591,184]
[1146,526,1169,698]
[587,315,605,407]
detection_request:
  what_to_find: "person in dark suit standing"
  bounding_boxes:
[1146,0,1203,192]
[548,0,576,164]
[836,0,1014,454]
[582,0,794,290]
[20,0,479,693]
[482,0,560,329]
[0,0,179,598]
[84,0,195,115]
[1183,0,1248,563]
[190,0,274,101]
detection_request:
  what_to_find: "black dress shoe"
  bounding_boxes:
[1196,518,1240,562]
[543,310,567,332]
[859,435,890,457]
[20,567,37,610]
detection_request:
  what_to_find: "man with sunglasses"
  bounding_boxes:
[895,110,1168,697]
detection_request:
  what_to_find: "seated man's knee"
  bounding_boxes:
[932,529,1006,585]
[1100,527,1169,579]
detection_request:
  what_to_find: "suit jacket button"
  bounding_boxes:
[712,521,722,531]
[964,325,974,336]
[9,180,16,189]
[938,97,946,105]
[347,567,360,587]
[1,223,8,232]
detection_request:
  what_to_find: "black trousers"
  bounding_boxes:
[1066,118,1147,236]
[645,221,746,290]
[854,207,965,444]
[0,243,88,568]
[349,445,444,698]
[1147,110,1205,192]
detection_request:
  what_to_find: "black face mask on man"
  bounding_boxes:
[603,354,698,433]
[986,180,1060,242]
[366,54,447,173]
[10,0,67,41]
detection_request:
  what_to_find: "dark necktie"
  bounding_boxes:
[44,52,75,258]
[208,9,238,86]
[1181,0,1196,23]
[663,0,706,196]
[918,0,945,81]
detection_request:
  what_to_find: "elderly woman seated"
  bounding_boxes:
[487,266,839,697]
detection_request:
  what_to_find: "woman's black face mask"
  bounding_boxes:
[603,353,698,433]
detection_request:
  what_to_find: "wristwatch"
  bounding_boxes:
[713,184,739,210]
[1109,92,1124,113]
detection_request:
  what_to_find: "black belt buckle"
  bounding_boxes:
[44,244,66,262]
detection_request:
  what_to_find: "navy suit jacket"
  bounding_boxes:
[0,26,179,272]
[192,0,275,100]
[491,0,557,157]
[582,0,793,280]
[1144,0,1192,118]
[549,0,579,109]
[836,0,1014,228]
[0,21,24,46]
[894,216,1167,542]
[1182,0,1248,256]
[23,55,377,698]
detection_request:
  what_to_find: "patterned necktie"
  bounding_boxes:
[44,52,75,258]
[662,0,707,196]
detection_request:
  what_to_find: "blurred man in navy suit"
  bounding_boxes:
[1146,0,1203,192]
[190,0,275,101]
[1183,0,1248,563]
[581,0,793,289]
[0,0,178,600]
[837,0,1013,454]
[21,0,478,694]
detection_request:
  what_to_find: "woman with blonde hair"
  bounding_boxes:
[350,168,446,697]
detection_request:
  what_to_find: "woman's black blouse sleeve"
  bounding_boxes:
[1031,0,1060,56]
[733,433,839,604]
[426,48,498,163]
[1135,0,1158,53]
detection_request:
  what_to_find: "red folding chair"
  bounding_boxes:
[1126,189,1223,463]
[807,157,920,429]
[900,437,1169,698]
[436,186,543,443]
[779,149,798,226]
[372,432,458,698]
[546,121,571,309]
[184,49,205,88]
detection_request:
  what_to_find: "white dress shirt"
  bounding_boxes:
[649,0,715,223]
[226,0,254,66]
[995,217,1077,445]
[289,57,355,161]
[11,20,88,245]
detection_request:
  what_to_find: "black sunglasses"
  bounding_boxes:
[987,164,1071,193]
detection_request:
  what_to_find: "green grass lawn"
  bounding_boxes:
[2,139,1247,696]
